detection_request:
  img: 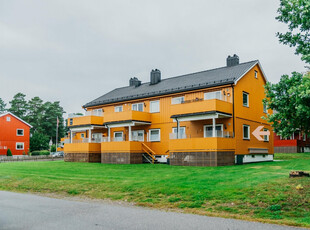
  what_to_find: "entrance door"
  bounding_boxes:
[132,130,144,142]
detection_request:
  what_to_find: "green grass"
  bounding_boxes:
[0,153,310,227]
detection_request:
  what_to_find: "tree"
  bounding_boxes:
[8,93,28,119]
[0,98,6,113]
[27,96,44,133]
[40,101,66,144]
[30,132,49,151]
[7,149,12,156]
[276,0,310,64]
[264,72,310,137]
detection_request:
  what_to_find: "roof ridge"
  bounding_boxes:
[159,60,258,83]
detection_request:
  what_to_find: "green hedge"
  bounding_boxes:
[30,150,50,156]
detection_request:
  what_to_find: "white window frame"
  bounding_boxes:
[204,91,222,100]
[150,100,160,113]
[255,70,258,79]
[114,105,123,112]
[16,142,24,150]
[6,116,10,121]
[69,119,73,125]
[243,92,249,107]
[113,131,123,141]
[203,124,223,137]
[243,125,250,140]
[132,130,144,142]
[132,103,144,112]
[171,96,185,105]
[264,128,269,142]
[17,129,24,136]
[149,129,160,142]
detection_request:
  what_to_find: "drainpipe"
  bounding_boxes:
[176,118,180,139]
[232,84,235,138]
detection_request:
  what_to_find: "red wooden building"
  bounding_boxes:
[274,132,310,153]
[0,112,32,155]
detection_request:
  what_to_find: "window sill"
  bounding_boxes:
[243,138,250,141]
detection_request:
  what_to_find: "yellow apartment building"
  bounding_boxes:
[64,55,273,166]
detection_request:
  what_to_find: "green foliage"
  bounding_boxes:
[276,0,310,64]
[6,149,12,156]
[50,144,56,152]
[39,150,50,155]
[0,98,6,113]
[30,151,41,156]
[264,72,310,137]
[30,132,49,152]
[8,93,28,119]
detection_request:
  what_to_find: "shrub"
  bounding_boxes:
[31,151,40,156]
[40,150,50,155]
[22,151,26,155]
[6,149,12,156]
[50,144,56,152]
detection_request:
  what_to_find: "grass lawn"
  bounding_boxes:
[0,153,310,227]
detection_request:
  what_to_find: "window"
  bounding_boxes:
[93,109,103,116]
[81,133,85,138]
[150,100,160,113]
[114,132,123,141]
[6,116,10,122]
[172,127,186,139]
[16,142,24,150]
[132,103,144,112]
[263,128,269,141]
[243,125,250,140]
[204,91,222,100]
[243,92,249,107]
[171,96,184,105]
[132,130,144,142]
[263,103,267,113]
[17,129,24,136]
[149,129,160,142]
[204,124,223,137]
[69,119,73,125]
[255,70,258,79]
[114,106,123,112]
[304,134,307,141]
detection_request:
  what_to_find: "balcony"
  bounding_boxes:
[101,141,144,153]
[68,111,104,127]
[169,136,235,152]
[170,98,232,117]
[64,142,101,153]
[104,111,151,124]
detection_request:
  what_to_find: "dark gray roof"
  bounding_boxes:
[84,60,258,108]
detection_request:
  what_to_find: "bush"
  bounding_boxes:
[30,150,50,156]
[40,150,50,155]
[7,149,12,156]
[31,151,41,156]
[50,144,56,152]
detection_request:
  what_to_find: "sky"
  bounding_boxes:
[0,0,307,117]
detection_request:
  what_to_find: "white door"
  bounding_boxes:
[132,130,144,142]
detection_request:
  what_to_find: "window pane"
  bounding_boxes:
[243,126,249,139]
[172,97,184,104]
[150,101,160,113]
[150,130,159,141]
[138,104,143,111]
[243,93,248,106]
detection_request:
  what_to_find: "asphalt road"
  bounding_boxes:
[0,191,306,230]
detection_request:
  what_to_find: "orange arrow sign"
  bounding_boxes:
[252,126,270,141]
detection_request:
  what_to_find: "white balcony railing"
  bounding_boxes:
[72,138,102,144]
[85,110,103,117]
[169,131,234,139]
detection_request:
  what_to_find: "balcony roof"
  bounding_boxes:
[84,60,259,108]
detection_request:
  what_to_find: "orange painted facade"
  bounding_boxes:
[65,60,273,164]
[0,112,31,155]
